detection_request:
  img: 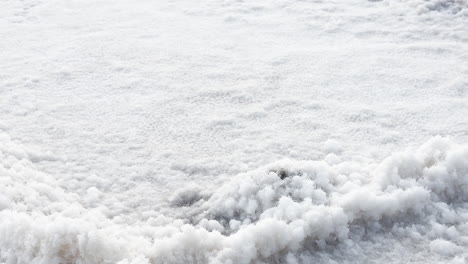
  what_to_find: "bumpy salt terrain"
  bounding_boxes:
[1,0,468,263]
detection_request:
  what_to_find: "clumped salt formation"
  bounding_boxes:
[1,134,467,264]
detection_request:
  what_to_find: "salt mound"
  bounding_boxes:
[1,134,467,263]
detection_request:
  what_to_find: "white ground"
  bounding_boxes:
[1,0,468,263]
